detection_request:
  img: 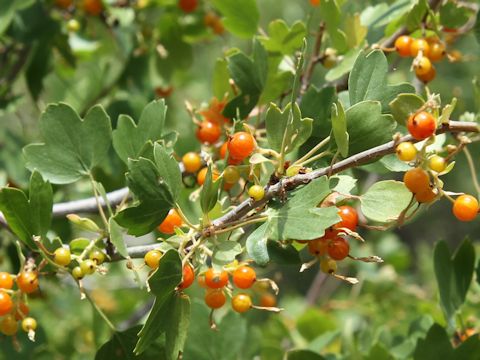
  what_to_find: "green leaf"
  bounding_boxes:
[165,295,190,360]
[348,50,414,111]
[112,100,167,164]
[439,2,472,29]
[360,181,411,223]
[331,101,349,157]
[200,166,221,215]
[212,0,259,38]
[389,93,425,125]
[452,238,475,306]
[212,241,243,266]
[153,143,182,203]
[134,250,182,355]
[246,223,270,266]
[286,350,326,360]
[413,323,454,360]
[267,241,301,265]
[0,171,52,249]
[265,102,313,154]
[325,47,362,82]
[346,101,397,156]
[405,0,428,31]
[455,333,480,359]
[109,218,129,258]
[266,177,340,241]
[24,103,112,184]
[0,0,16,35]
[258,20,307,55]
[114,201,170,237]
[300,86,336,137]
[69,238,91,255]
[213,58,231,99]
[344,14,367,48]
[319,0,347,53]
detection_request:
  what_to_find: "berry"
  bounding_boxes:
[327,237,350,260]
[197,167,220,186]
[231,294,252,313]
[428,42,446,62]
[259,293,276,308]
[0,315,18,336]
[55,0,73,9]
[453,195,479,222]
[67,19,80,32]
[0,272,13,289]
[158,209,183,234]
[223,166,240,184]
[228,132,256,161]
[286,165,301,177]
[53,247,71,266]
[144,250,162,269]
[182,152,202,173]
[248,185,265,201]
[219,142,228,159]
[17,271,39,294]
[310,0,320,6]
[428,155,446,173]
[403,168,430,193]
[204,289,226,309]
[410,38,430,57]
[204,268,229,289]
[197,274,207,288]
[89,250,106,265]
[196,121,221,145]
[82,0,103,16]
[307,238,328,256]
[396,142,417,161]
[72,266,84,280]
[320,258,337,274]
[335,205,358,231]
[394,36,412,57]
[232,266,256,289]
[414,57,432,76]
[322,48,338,69]
[407,112,436,140]
[80,260,96,275]
[0,291,13,316]
[14,302,29,321]
[179,264,195,290]
[417,65,436,83]
[178,0,197,13]
[415,187,437,203]
[21,317,37,332]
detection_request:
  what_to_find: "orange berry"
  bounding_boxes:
[204,268,229,289]
[231,293,252,313]
[335,205,358,231]
[259,293,277,308]
[453,195,479,221]
[204,289,226,309]
[158,209,183,234]
[0,314,18,336]
[55,0,73,9]
[182,152,202,173]
[232,266,256,289]
[0,291,13,316]
[196,121,222,145]
[178,264,195,290]
[403,168,430,194]
[17,271,39,294]
[228,132,256,161]
[196,167,220,186]
[309,0,320,6]
[415,187,437,203]
[327,237,350,260]
[410,39,430,57]
[219,142,228,159]
[395,36,412,57]
[416,65,436,83]
[0,272,13,290]
[307,238,328,256]
[414,56,432,76]
[428,42,446,62]
[82,0,103,16]
[407,112,436,140]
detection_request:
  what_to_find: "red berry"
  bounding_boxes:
[158,209,183,234]
[196,121,221,145]
[407,112,436,140]
[232,266,256,289]
[327,237,350,261]
[453,195,479,221]
[204,268,229,289]
[335,205,358,231]
[178,264,195,290]
[178,0,197,13]
[228,132,256,161]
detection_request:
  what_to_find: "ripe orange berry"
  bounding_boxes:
[232,266,256,289]
[14,302,29,321]
[428,42,446,62]
[410,38,430,57]
[414,57,432,76]
[144,250,162,269]
[0,272,13,290]
[178,264,195,290]
[307,238,328,256]
[178,0,197,13]
[204,289,226,309]
[320,258,337,274]
[394,36,412,57]
[396,142,417,161]
[197,167,220,186]
[309,0,320,6]
[453,195,479,222]
[196,121,222,145]
[17,271,39,294]
[259,293,277,308]
[231,294,252,313]
[219,142,228,159]
[158,209,183,234]
[335,205,358,231]
[416,65,436,83]
[204,268,229,289]
[211,19,225,35]
[228,132,256,161]
[182,152,202,173]
[0,291,13,316]
[55,0,73,9]
[415,187,437,203]
[0,314,18,336]
[407,112,436,140]
[403,168,430,194]
[327,237,350,260]
[82,0,103,16]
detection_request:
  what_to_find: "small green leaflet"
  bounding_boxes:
[211,0,259,38]
[24,103,112,184]
[331,101,349,157]
[200,166,221,215]
[258,20,307,55]
[389,93,425,125]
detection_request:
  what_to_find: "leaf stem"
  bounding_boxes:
[89,173,109,228]
[293,136,331,167]
[175,204,200,231]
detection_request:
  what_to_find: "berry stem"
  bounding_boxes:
[175,204,200,231]
[293,136,331,167]
[89,173,109,229]
[85,291,117,332]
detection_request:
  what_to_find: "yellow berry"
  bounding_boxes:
[248,185,265,201]
[396,142,417,162]
[428,155,446,173]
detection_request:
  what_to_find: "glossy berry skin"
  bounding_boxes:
[22,317,37,332]
[410,39,430,57]
[17,272,39,294]
[231,294,252,313]
[53,247,71,266]
[196,121,221,145]
[144,250,162,269]
[0,272,13,289]
[223,166,240,184]
[80,260,96,275]
[417,65,436,83]
[182,152,202,173]
[204,268,229,289]
[335,205,358,231]
[204,289,226,309]
[178,0,198,13]
[395,36,412,57]
[158,209,183,234]
[228,132,256,161]
[414,57,432,76]
[327,237,350,260]
[82,0,103,16]
[219,142,228,159]
[0,291,13,316]
[248,185,265,201]
[453,195,479,222]
[307,238,328,256]
[428,155,446,173]
[179,264,195,290]
[232,266,256,289]
[0,315,18,336]
[396,142,417,162]
[197,167,220,186]
[259,293,276,308]
[320,258,337,274]
[72,266,84,280]
[407,112,436,140]
[89,250,106,265]
[14,302,29,321]
[403,168,430,193]
[428,42,446,62]
[415,188,437,203]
